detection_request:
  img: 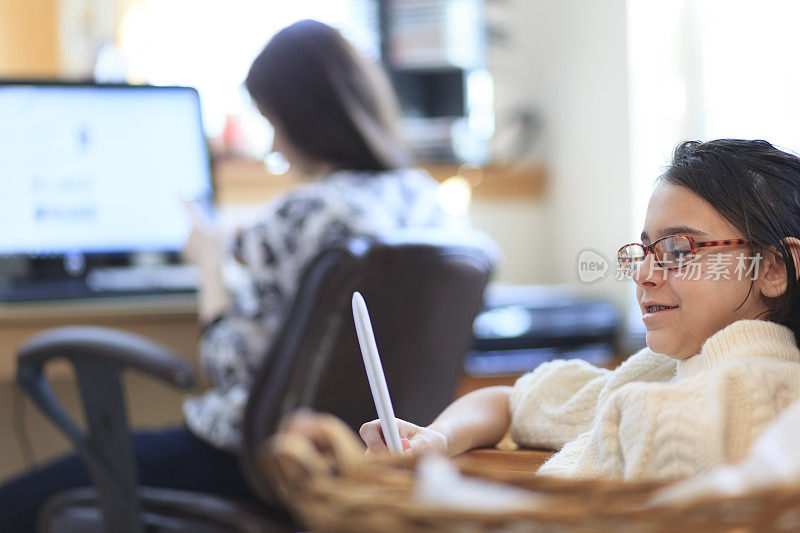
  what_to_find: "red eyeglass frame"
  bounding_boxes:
[617,234,751,272]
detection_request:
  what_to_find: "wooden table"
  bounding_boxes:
[458,448,554,473]
[0,295,202,381]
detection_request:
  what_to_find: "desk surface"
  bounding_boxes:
[0,294,197,324]
[0,294,200,381]
[458,448,554,473]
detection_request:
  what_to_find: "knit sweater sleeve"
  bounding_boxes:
[538,357,800,481]
[509,347,676,449]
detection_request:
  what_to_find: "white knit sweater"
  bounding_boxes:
[509,320,800,481]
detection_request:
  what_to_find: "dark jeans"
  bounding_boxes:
[0,427,261,532]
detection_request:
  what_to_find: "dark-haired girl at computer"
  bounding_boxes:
[182,18,463,453]
[0,20,462,533]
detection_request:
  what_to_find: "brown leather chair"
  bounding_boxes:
[17,229,498,532]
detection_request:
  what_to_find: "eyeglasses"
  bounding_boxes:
[617,235,750,277]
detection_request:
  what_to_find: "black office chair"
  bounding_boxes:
[17,229,499,532]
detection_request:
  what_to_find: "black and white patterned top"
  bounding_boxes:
[183,168,463,449]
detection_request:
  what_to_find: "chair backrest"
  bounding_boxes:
[240,229,498,500]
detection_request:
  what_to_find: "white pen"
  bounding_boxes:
[352,291,404,454]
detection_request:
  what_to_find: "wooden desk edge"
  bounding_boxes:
[457,448,555,473]
[0,294,198,324]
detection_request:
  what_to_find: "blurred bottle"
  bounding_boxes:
[221,114,248,158]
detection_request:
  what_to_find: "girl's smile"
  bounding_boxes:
[641,303,679,322]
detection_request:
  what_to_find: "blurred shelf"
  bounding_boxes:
[213,157,546,205]
[213,157,301,205]
[424,162,546,200]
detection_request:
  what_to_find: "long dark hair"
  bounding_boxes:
[661,139,800,342]
[245,19,410,172]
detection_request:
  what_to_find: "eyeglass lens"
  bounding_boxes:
[618,236,693,275]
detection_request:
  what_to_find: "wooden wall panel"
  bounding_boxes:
[0,0,60,77]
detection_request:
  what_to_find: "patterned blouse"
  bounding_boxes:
[183,168,461,449]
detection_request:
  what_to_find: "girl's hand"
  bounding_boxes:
[181,199,230,321]
[280,408,336,442]
[359,418,448,457]
[181,199,223,270]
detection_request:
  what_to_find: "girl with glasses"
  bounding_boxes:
[359,138,800,481]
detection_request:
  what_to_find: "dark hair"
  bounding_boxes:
[245,19,410,172]
[661,139,800,342]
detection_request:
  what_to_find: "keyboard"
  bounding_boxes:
[0,265,199,302]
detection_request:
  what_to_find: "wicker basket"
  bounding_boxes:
[260,415,800,532]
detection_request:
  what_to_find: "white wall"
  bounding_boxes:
[470,199,549,283]
[475,0,633,310]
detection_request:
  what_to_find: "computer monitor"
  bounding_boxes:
[0,81,214,302]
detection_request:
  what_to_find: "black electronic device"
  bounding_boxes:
[466,285,621,376]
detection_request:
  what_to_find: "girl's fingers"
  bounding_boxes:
[280,408,318,437]
[359,421,389,453]
[407,429,447,457]
[182,198,214,230]
[360,418,426,456]
[408,436,428,455]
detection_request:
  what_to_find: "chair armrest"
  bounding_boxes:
[16,326,196,533]
[16,325,195,447]
[17,326,195,388]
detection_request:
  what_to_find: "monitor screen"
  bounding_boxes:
[0,82,212,256]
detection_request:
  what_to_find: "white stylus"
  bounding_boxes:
[352,291,404,454]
